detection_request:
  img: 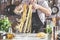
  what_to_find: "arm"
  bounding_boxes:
[37,5,51,16]
[32,1,52,16]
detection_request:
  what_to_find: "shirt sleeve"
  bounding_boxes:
[37,0,52,24]
[42,1,52,14]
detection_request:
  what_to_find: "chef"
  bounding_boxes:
[14,0,52,33]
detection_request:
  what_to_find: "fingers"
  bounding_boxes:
[32,3,39,9]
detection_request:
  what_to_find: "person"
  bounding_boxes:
[14,0,52,33]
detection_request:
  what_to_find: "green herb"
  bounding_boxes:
[45,25,52,34]
[0,17,11,32]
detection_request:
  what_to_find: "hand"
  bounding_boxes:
[32,3,40,9]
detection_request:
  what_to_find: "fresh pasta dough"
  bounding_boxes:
[15,4,32,33]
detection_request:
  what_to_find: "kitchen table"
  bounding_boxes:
[12,33,48,40]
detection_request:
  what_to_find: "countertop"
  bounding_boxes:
[12,33,48,40]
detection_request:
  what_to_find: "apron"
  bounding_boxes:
[32,10,43,33]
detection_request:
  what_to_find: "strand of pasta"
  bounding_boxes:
[16,4,27,32]
[26,5,32,33]
[27,18,31,33]
[15,4,32,33]
[19,4,27,32]
[23,5,32,33]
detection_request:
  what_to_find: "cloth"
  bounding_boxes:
[32,10,43,33]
